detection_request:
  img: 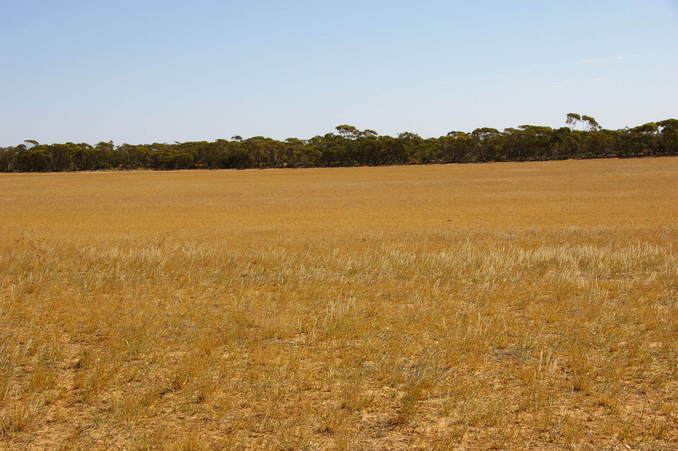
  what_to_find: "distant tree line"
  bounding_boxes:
[1,115,677,172]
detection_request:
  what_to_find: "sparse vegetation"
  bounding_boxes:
[1,158,676,448]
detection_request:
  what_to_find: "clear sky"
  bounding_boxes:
[1,0,677,145]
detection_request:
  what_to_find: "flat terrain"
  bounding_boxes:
[1,158,677,449]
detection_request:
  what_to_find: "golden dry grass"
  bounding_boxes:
[1,157,677,449]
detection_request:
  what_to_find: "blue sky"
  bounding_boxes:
[1,0,677,145]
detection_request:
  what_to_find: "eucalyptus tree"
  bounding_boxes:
[2,115,677,172]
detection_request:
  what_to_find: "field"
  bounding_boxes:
[1,158,676,449]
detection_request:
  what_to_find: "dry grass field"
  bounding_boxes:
[1,157,677,450]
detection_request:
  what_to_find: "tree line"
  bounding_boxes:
[1,114,676,172]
